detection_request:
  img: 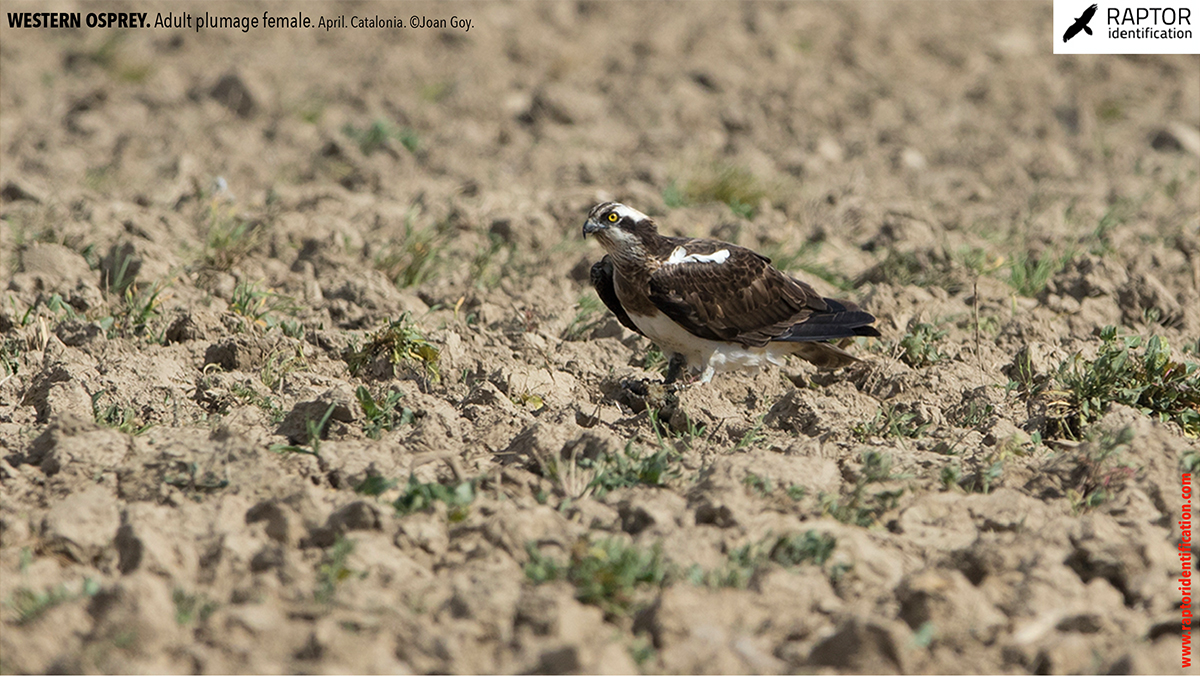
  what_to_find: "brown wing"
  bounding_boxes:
[590,255,645,336]
[647,240,878,347]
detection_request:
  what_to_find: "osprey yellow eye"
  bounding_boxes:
[607,213,619,223]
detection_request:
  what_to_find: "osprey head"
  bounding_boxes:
[582,202,657,254]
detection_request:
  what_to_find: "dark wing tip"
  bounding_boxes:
[774,297,881,342]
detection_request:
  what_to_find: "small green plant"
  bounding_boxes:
[345,313,441,381]
[759,239,820,275]
[628,636,657,667]
[269,403,335,458]
[374,216,444,288]
[852,403,929,440]
[260,346,307,393]
[949,398,994,429]
[315,537,363,604]
[1007,250,1072,297]
[354,471,399,497]
[99,281,168,340]
[296,94,326,123]
[649,407,707,448]
[46,294,79,321]
[758,239,857,292]
[1182,451,1200,475]
[770,531,838,568]
[4,578,99,625]
[541,441,677,501]
[695,531,838,588]
[821,450,906,527]
[963,454,1006,494]
[172,589,218,625]
[733,414,767,451]
[398,127,421,154]
[912,621,938,649]
[229,281,299,331]
[1089,201,1132,256]
[202,205,260,272]
[525,538,668,617]
[91,390,152,435]
[743,473,773,497]
[939,463,962,489]
[1042,327,1200,438]
[419,81,453,103]
[1,334,21,377]
[277,319,305,339]
[562,293,606,341]
[162,462,229,493]
[228,381,286,423]
[1066,427,1137,512]
[393,474,477,521]
[356,386,413,439]
[957,437,1028,494]
[78,33,151,82]
[511,389,545,412]
[642,345,669,376]
[898,322,947,368]
[342,119,406,156]
[104,249,139,296]
[468,234,515,290]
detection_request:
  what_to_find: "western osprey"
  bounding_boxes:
[583,202,880,384]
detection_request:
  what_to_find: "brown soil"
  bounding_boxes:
[2,1,1198,673]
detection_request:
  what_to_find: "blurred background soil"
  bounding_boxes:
[1,1,1198,673]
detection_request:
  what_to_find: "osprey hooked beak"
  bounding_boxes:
[582,216,607,237]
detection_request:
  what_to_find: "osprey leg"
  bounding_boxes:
[663,352,687,384]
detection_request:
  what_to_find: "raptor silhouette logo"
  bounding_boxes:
[1063,3,1099,42]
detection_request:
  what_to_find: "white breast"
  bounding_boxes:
[629,310,788,378]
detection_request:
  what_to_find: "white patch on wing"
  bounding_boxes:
[609,203,650,222]
[665,246,730,266]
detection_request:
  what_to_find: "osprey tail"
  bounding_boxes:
[774,297,882,343]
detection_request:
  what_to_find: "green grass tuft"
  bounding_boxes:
[525,538,668,617]
[173,589,218,625]
[821,450,906,527]
[1006,250,1072,297]
[269,403,335,458]
[1041,326,1199,438]
[373,217,444,288]
[356,386,413,439]
[342,119,420,156]
[346,313,441,381]
[393,474,477,521]
[315,537,363,604]
[694,531,838,588]
[897,322,947,368]
[562,293,607,341]
[853,404,928,440]
[4,578,99,625]
[1065,427,1137,512]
